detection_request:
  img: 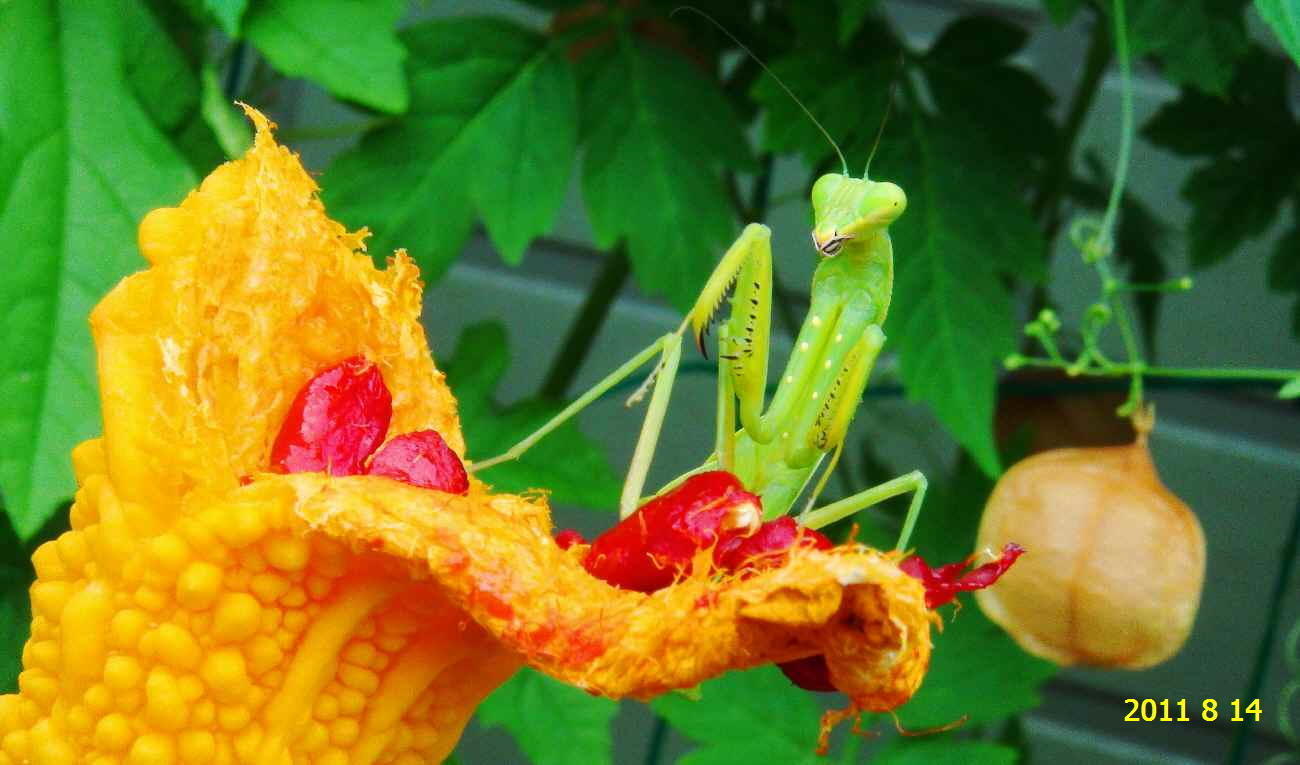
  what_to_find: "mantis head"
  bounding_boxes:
[809,174,906,257]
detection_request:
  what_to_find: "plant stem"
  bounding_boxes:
[1094,0,1143,413]
[1227,489,1300,765]
[1098,0,1133,247]
[1012,357,1299,382]
[223,42,247,99]
[1032,6,1112,237]
[539,247,632,399]
[643,715,668,765]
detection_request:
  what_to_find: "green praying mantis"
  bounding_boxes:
[469,156,928,552]
[468,9,925,549]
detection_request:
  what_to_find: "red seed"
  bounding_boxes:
[270,356,392,476]
[900,543,1025,609]
[555,529,587,550]
[778,655,837,693]
[711,515,836,693]
[715,516,832,572]
[367,430,469,494]
[582,471,762,593]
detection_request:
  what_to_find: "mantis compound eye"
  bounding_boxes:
[811,231,851,257]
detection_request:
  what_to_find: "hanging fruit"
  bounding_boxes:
[975,411,1205,669]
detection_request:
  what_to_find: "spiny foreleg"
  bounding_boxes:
[684,223,773,442]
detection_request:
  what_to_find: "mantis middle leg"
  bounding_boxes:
[468,331,683,519]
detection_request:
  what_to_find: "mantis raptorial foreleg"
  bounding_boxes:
[469,331,683,519]
[797,470,927,552]
[687,223,772,440]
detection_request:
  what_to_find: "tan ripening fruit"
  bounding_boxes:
[974,430,1206,669]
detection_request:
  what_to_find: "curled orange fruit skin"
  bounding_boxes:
[0,107,936,762]
[975,435,1205,669]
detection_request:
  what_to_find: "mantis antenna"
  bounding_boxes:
[863,55,904,179]
[670,6,849,176]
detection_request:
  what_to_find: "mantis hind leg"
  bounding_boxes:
[797,470,928,552]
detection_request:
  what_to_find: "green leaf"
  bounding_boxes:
[0,507,31,693]
[0,0,199,538]
[443,323,622,511]
[200,65,253,159]
[205,0,248,36]
[1279,376,1300,398]
[653,666,826,765]
[1256,0,1300,68]
[0,566,30,695]
[897,604,1056,728]
[0,499,71,693]
[1180,149,1296,268]
[243,0,408,113]
[580,37,750,313]
[476,668,619,765]
[1123,0,1248,95]
[1143,50,1300,269]
[839,0,881,44]
[875,113,1044,478]
[1042,0,1083,25]
[874,738,1018,765]
[922,16,1057,165]
[752,10,899,170]
[324,17,578,279]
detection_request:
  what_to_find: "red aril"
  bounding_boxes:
[582,471,761,593]
[900,543,1025,609]
[715,516,832,572]
[367,429,469,494]
[270,356,392,476]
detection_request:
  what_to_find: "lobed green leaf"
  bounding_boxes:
[1123,0,1249,95]
[244,0,408,113]
[653,666,826,764]
[874,738,1019,765]
[839,0,882,44]
[579,37,750,313]
[476,668,619,765]
[1041,0,1084,25]
[876,114,1044,478]
[0,0,201,538]
[1255,0,1300,69]
[324,17,578,278]
[1143,49,1300,301]
[752,6,899,171]
[204,0,248,37]
[922,16,1058,167]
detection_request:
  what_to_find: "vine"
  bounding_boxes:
[1006,0,1300,415]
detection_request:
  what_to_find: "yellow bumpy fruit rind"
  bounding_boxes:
[0,107,934,763]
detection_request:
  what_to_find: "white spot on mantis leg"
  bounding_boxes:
[811,316,823,327]
[823,360,832,369]
[785,375,794,384]
[811,392,819,400]
[782,432,790,439]
[834,334,843,344]
[799,342,810,351]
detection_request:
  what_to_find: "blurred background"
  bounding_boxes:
[1,0,1299,763]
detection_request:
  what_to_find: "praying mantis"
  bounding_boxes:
[469,160,929,552]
